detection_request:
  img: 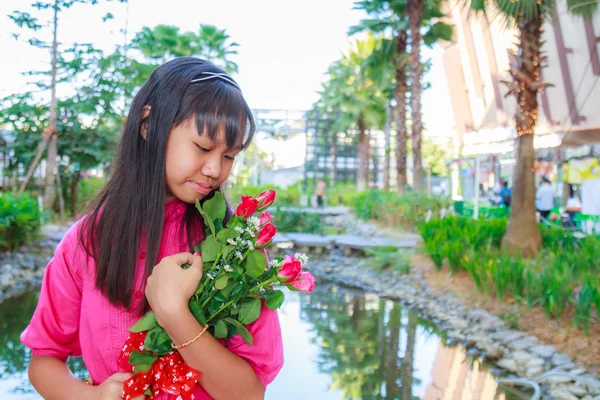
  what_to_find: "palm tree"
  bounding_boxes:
[315,35,387,191]
[350,0,452,193]
[407,0,451,192]
[464,0,599,256]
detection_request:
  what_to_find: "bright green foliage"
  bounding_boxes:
[0,192,44,250]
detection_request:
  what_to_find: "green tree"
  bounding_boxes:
[349,0,452,193]
[8,0,123,214]
[132,24,239,77]
[464,0,599,256]
[315,35,387,191]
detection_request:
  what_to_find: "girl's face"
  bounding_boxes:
[164,118,243,203]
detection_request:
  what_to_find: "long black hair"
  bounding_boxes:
[80,57,255,313]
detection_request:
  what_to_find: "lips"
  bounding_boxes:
[188,181,212,195]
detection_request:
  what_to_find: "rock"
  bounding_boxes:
[549,388,579,400]
[510,336,538,350]
[525,357,545,368]
[569,386,588,397]
[497,358,519,373]
[552,353,573,367]
[484,346,504,361]
[490,330,526,343]
[526,366,544,378]
[512,350,533,363]
[537,374,575,385]
[531,345,556,359]
[570,368,587,375]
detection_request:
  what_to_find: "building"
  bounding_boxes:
[441,0,600,200]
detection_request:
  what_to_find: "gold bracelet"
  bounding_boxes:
[171,325,209,350]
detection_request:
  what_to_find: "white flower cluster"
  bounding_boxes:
[224,264,233,273]
[294,252,309,265]
[247,216,261,231]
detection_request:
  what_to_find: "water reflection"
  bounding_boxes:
[270,281,527,400]
[0,291,88,398]
[1,282,527,399]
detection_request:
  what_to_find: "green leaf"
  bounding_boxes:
[129,350,158,366]
[246,250,267,279]
[264,290,285,310]
[196,199,215,236]
[203,191,226,221]
[224,318,253,345]
[214,218,223,233]
[214,320,228,339]
[215,275,229,290]
[208,297,223,315]
[220,279,238,298]
[216,228,237,241]
[189,300,208,326]
[201,236,218,262]
[238,298,261,325]
[144,388,152,396]
[134,363,153,374]
[222,245,233,259]
[129,311,158,333]
[154,330,173,355]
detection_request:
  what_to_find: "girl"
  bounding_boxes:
[21,57,284,400]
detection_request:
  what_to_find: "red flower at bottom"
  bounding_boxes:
[118,332,200,399]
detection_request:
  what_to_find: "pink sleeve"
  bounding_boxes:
[225,304,284,388]
[20,222,84,361]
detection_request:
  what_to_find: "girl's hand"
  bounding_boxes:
[145,252,203,325]
[94,372,146,400]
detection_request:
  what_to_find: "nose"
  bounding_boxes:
[201,153,221,179]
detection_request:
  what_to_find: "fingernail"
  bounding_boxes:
[194,252,201,256]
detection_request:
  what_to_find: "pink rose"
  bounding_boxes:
[255,189,276,211]
[236,196,258,219]
[259,211,274,226]
[290,271,315,293]
[277,255,302,283]
[255,222,277,248]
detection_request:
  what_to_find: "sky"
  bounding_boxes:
[0,0,455,169]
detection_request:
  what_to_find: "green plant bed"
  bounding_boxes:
[0,192,46,250]
[419,216,600,335]
[271,207,325,235]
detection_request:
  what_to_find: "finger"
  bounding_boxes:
[109,372,133,382]
[132,396,147,400]
[165,252,194,267]
[190,251,204,272]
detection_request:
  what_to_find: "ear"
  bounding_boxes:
[140,105,151,140]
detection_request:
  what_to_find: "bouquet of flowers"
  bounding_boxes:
[118,189,315,400]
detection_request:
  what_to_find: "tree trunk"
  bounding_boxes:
[385,303,401,400]
[501,18,543,257]
[383,101,391,190]
[70,171,81,216]
[357,116,369,191]
[408,0,424,192]
[43,0,59,210]
[395,30,409,195]
[401,312,416,399]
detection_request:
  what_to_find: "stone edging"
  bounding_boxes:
[298,251,600,400]
[0,225,67,303]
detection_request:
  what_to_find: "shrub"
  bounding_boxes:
[76,177,106,213]
[365,246,411,274]
[271,208,324,235]
[0,192,45,250]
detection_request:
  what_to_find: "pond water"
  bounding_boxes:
[0,280,529,399]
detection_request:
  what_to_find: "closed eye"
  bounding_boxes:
[196,144,210,153]
[225,155,236,161]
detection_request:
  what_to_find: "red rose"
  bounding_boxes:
[255,189,276,211]
[277,255,302,283]
[236,196,258,219]
[290,271,316,293]
[259,211,274,226]
[255,222,276,248]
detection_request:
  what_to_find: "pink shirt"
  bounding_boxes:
[21,199,284,399]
